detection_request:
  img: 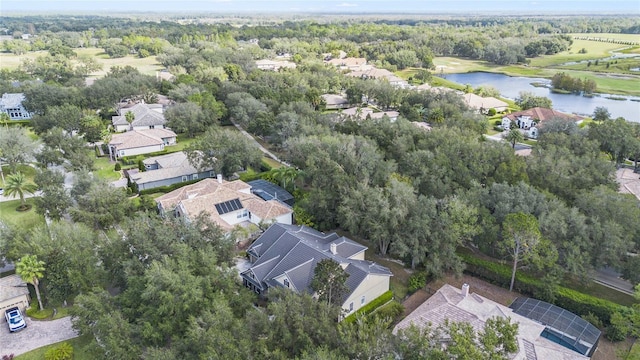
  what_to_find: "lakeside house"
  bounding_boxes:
[501,107,583,139]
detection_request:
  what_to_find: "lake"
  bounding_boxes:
[442,72,640,122]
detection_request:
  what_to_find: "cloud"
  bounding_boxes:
[337,2,357,7]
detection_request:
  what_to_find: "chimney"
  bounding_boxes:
[461,283,469,297]
[330,243,337,255]
[217,174,223,184]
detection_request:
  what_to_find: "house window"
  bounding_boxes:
[361,296,366,305]
[284,279,290,288]
[149,125,155,129]
[119,150,125,156]
[349,302,354,312]
[210,171,215,177]
[192,173,198,180]
[237,213,243,219]
[243,210,248,217]
[181,175,188,182]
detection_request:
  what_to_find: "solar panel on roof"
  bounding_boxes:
[214,198,243,215]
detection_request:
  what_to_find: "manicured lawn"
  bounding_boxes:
[0,198,45,229]
[1,164,37,187]
[15,335,92,360]
[568,279,637,307]
[93,156,121,181]
[262,157,283,169]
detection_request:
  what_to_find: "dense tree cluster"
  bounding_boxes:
[551,72,597,94]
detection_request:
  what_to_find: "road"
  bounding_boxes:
[593,267,636,296]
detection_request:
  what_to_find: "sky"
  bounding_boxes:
[2,0,639,14]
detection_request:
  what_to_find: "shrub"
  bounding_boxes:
[493,126,503,132]
[138,159,145,171]
[114,162,121,171]
[606,311,631,341]
[458,251,627,325]
[343,290,393,324]
[488,108,497,116]
[407,272,427,294]
[44,342,73,360]
[138,178,203,195]
[582,312,605,330]
[373,300,404,322]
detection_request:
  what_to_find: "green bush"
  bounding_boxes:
[606,311,631,341]
[488,108,497,116]
[138,178,203,195]
[373,300,404,322]
[138,159,145,171]
[343,290,393,324]
[260,159,273,172]
[494,119,502,126]
[44,341,73,360]
[459,252,627,325]
[114,162,121,171]
[582,312,605,330]
[407,272,427,294]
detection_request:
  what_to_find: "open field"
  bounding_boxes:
[529,38,629,68]
[0,47,163,77]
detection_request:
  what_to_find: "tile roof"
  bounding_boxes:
[463,93,508,110]
[155,178,292,232]
[109,129,176,151]
[0,93,26,109]
[132,152,208,185]
[244,223,390,301]
[394,284,591,360]
[504,107,583,123]
[112,103,166,128]
[0,274,29,302]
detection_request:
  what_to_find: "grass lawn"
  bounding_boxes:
[0,47,163,77]
[262,157,284,169]
[0,198,45,229]
[15,334,92,360]
[93,156,121,181]
[568,279,637,307]
[627,340,640,360]
[1,164,37,187]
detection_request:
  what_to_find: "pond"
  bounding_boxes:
[442,72,640,122]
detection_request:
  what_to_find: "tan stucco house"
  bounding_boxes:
[0,275,30,316]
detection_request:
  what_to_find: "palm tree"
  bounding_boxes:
[16,255,46,311]
[4,172,37,209]
[505,129,524,149]
[125,111,135,130]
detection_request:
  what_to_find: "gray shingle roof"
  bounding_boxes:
[244,223,391,302]
[112,103,166,128]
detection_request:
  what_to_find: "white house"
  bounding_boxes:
[112,103,166,132]
[155,177,293,239]
[242,223,392,316]
[108,128,177,160]
[502,107,584,139]
[0,93,32,120]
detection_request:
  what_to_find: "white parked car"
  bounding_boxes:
[5,307,27,332]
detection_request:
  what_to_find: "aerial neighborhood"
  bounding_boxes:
[0,4,639,360]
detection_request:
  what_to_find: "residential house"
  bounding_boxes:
[0,93,32,120]
[0,274,30,315]
[126,151,214,192]
[394,284,599,359]
[241,223,392,315]
[156,177,293,238]
[255,59,297,71]
[108,128,177,160]
[321,94,350,110]
[326,57,367,71]
[156,70,176,82]
[247,179,294,207]
[462,93,509,114]
[412,122,432,131]
[347,67,409,88]
[112,103,166,132]
[340,107,399,122]
[501,107,583,138]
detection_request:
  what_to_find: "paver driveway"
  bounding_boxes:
[0,316,78,357]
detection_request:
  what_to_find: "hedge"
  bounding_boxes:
[458,252,627,325]
[343,290,393,324]
[0,120,30,127]
[138,178,203,195]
